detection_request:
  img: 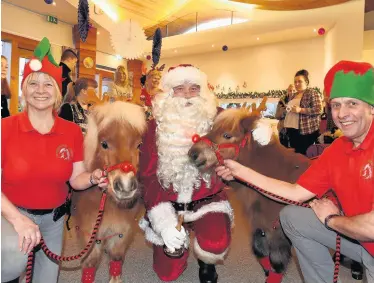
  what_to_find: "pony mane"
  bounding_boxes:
[214,108,256,132]
[84,101,147,169]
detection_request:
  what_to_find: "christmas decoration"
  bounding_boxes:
[318,27,325,36]
[146,55,151,60]
[222,45,228,51]
[192,134,201,143]
[44,0,53,4]
[215,87,321,100]
[110,20,147,60]
[78,0,90,42]
[152,28,162,69]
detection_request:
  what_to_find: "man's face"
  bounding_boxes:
[172,83,200,99]
[330,97,374,146]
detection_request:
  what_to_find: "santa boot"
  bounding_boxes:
[81,267,96,283]
[351,260,363,280]
[198,259,218,283]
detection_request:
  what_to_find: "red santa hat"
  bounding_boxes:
[161,64,208,93]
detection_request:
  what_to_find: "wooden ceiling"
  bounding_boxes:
[229,0,351,10]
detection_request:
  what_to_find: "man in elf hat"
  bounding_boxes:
[139,64,233,283]
[216,60,374,283]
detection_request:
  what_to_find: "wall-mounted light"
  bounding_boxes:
[115,54,122,60]
[91,0,118,22]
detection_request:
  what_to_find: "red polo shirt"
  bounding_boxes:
[1,111,84,209]
[297,122,374,256]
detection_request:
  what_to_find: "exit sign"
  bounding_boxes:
[46,15,58,24]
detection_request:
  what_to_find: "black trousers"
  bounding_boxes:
[287,128,319,155]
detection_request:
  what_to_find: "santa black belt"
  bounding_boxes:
[171,194,216,212]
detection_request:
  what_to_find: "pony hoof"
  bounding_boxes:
[109,276,121,283]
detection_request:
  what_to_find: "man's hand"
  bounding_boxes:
[215,159,246,181]
[160,226,187,253]
[309,198,340,224]
[13,214,41,254]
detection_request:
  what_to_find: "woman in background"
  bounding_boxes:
[275,84,295,147]
[59,78,98,134]
[284,69,323,155]
[1,55,11,118]
[107,65,132,101]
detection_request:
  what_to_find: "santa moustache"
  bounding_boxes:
[153,92,217,194]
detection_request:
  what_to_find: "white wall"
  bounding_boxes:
[1,1,126,68]
[362,30,374,65]
[160,37,325,92]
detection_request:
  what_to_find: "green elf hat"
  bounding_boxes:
[324,60,374,105]
[22,37,63,91]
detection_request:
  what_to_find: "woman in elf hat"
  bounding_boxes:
[216,60,374,283]
[1,37,108,283]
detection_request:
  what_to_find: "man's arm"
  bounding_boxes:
[329,211,374,241]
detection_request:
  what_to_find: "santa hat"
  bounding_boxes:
[324,60,374,105]
[22,37,63,91]
[161,64,208,92]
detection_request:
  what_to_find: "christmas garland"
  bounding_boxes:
[215,87,321,100]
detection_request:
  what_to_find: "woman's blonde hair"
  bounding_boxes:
[114,65,129,87]
[21,72,62,111]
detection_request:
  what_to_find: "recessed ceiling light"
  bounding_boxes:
[52,2,56,6]
[115,54,122,60]
[313,28,317,32]
[174,50,178,53]
[257,37,259,40]
[97,31,100,35]
[212,44,215,47]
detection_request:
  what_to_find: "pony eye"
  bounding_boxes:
[101,141,109,149]
[137,142,142,149]
[223,133,232,139]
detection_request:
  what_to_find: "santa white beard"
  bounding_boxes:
[153,93,217,197]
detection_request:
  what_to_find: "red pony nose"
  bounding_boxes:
[192,134,201,143]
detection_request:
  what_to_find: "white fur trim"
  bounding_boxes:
[139,218,164,246]
[252,119,274,146]
[162,66,207,92]
[193,238,229,264]
[29,59,42,71]
[177,188,194,203]
[147,202,178,235]
[180,200,233,223]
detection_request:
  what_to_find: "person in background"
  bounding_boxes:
[107,65,132,101]
[275,84,296,147]
[59,49,78,97]
[59,78,98,135]
[216,60,374,283]
[1,37,107,283]
[284,69,323,155]
[1,55,11,118]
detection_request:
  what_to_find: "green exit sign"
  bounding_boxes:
[46,15,58,24]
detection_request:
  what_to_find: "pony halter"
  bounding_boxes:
[192,134,250,165]
[104,162,136,174]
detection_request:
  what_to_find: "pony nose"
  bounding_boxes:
[113,176,138,193]
[188,149,199,162]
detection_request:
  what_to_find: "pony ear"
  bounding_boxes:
[240,115,258,133]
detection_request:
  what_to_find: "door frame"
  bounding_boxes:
[2,32,38,114]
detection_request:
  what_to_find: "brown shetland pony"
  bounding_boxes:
[72,101,147,283]
[188,108,311,280]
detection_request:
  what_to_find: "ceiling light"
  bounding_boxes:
[174,50,178,53]
[91,0,118,22]
[314,28,317,32]
[52,2,56,6]
[212,44,215,47]
[97,31,100,35]
[115,54,122,60]
[184,18,248,34]
[257,37,259,40]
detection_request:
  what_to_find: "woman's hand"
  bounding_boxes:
[90,169,108,189]
[13,215,41,254]
[215,160,244,181]
[291,105,302,113]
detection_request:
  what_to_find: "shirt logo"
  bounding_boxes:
[361,161,373,180]
[56,145,73,161]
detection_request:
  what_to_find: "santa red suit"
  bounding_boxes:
[139,65,233,282]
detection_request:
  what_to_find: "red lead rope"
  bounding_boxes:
[192,134,341,283]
